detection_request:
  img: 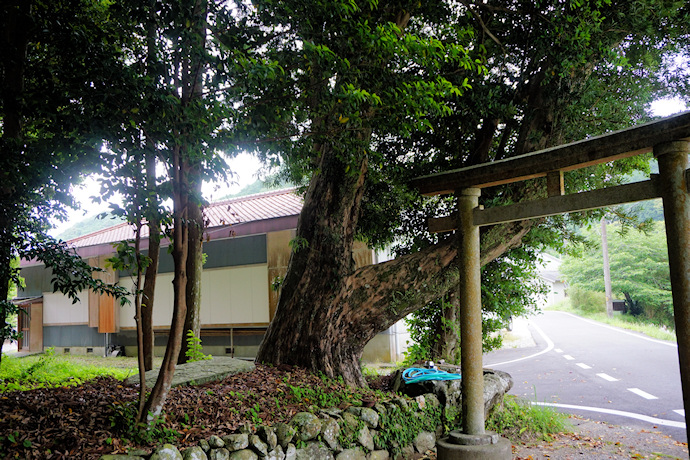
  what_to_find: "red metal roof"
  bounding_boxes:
[66,188,303,249]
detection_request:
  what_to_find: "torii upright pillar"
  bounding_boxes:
[655,140,690,443]
[457,188,485,435]
[437,188,511,458]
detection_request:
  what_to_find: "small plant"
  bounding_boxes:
[110,402,182,445]
[288,236,309,252]
[184,330,212,362]
[271,275,284,292]
[486,396,569,442]
[247,403,263,425]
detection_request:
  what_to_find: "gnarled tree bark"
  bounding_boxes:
[256,137,535,386]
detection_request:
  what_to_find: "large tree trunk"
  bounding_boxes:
[256,146,535,386]
[257,144,370,384]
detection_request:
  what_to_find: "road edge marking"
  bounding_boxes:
[556,312,676,347]
[532,402,686,428]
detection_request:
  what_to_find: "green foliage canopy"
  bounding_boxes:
[0,0,134,360]
[561,222,673,327]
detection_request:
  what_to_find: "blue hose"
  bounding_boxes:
[402,367,462,384]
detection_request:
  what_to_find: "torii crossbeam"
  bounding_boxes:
[409,111,690,457]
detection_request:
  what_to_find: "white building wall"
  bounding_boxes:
[42,292,88,325]
[119,264,269,328]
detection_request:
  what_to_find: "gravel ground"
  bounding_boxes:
[511,415,688,459]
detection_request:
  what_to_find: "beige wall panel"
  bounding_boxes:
[29,302,43,352]
[217,265,269,324]
[119,265,270,329]
[266,230,295,319]
[228,268,256,324]
[266,230,295,268]
[249,266,270,323]
[203,268,234,324]
[152,273,174,327]
[43,292,88,325]
[118,277,136,328]
[119,273,175,328]
[88,257,100,328]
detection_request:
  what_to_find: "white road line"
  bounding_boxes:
[563,354,575,360]
[597,373,619,382]
[557,312,676,347]
[486,322,554,367]
[674,409,685,417]
[554,348,563,353]
[628,388,659,400]
[576,363,591,369]
[533,402,686,429]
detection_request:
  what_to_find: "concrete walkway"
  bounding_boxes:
[125,356,255,388]
[500,316,536,349]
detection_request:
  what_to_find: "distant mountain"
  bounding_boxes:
[217,178,294,201]
[57,214,126,241]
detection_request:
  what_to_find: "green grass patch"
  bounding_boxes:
[486,395,570,442]
[0,351,140,392]
[548,299,676,342]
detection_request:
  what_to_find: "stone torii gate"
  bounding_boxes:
[409,111,690,458]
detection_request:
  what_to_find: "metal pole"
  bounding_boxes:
[457,187,484,435]
[654,140,690,443]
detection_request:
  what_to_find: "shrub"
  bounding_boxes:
[486,396,569,442]
[568,286,606,314]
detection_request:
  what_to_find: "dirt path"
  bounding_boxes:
[512,415,688,459]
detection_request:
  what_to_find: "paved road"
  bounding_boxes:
[484,310,687,443]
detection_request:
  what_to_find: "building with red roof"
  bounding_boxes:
[14,189,408,362]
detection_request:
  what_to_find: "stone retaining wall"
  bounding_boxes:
[101,393,443,460]
[100,369,512,460]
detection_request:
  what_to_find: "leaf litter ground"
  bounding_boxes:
[1,363,688,459]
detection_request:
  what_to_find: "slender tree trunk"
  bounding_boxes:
[141,220,159,371]
[176,0,207,363]
[141,0,160,372]
[431,293,460,364]
[140,0,206,417]
[0,239,11,366]
[133,221,148,418]
[178,175,204,364]
[140,148,189,421]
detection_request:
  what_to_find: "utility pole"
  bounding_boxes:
[601,217,613,318]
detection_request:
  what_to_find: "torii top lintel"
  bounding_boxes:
[410,111,690,196]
